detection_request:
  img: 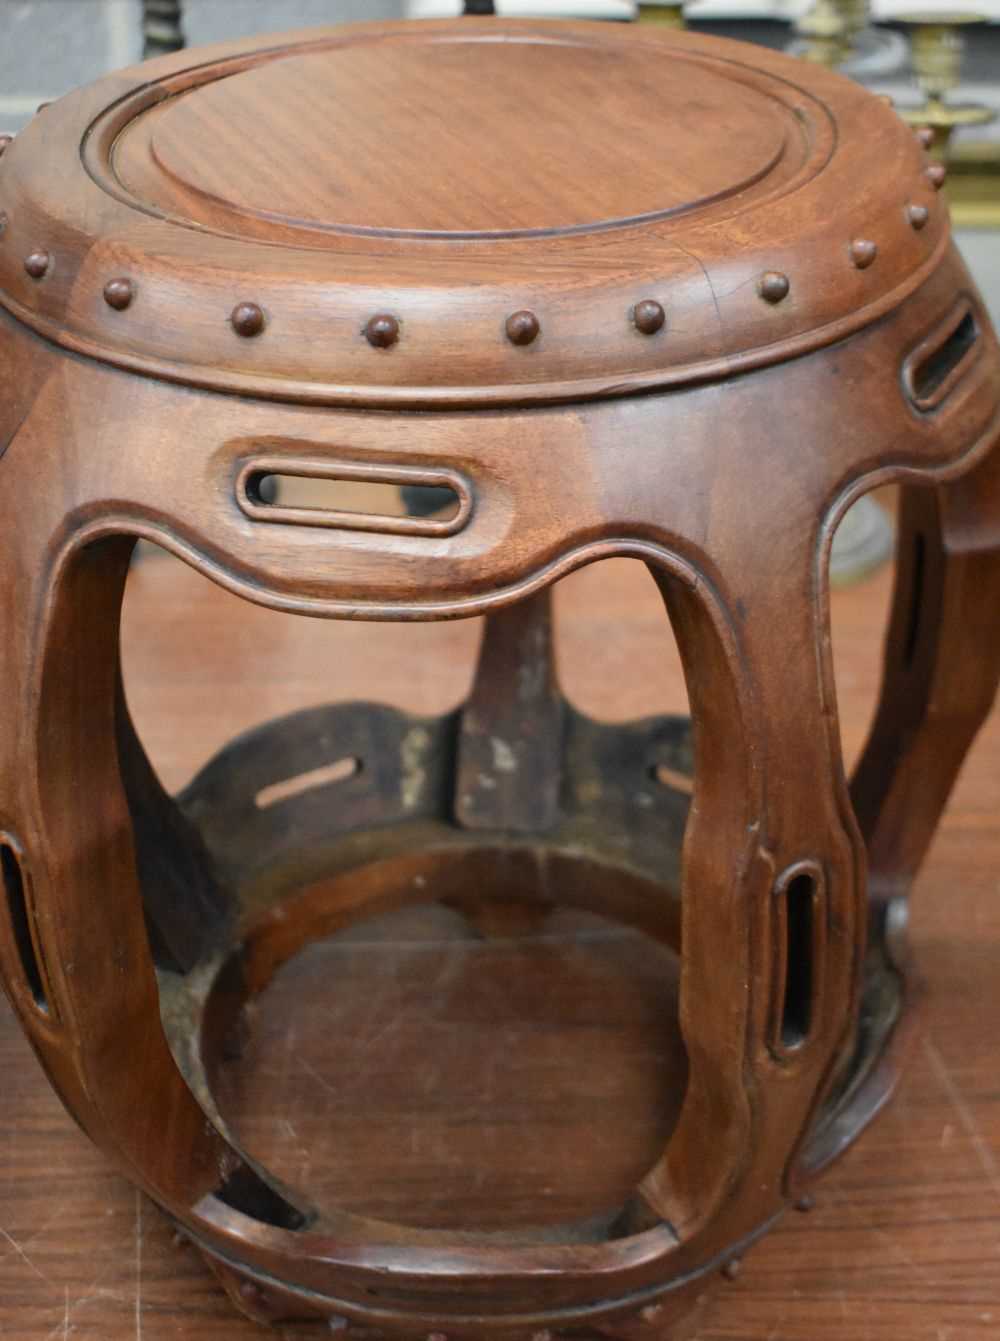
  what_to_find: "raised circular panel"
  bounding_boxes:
[144,38,790,238]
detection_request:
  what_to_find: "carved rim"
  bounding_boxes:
[0,21,951,407]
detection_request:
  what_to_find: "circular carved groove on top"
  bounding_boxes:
[141,37,791,239]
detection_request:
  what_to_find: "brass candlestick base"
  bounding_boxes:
[637,2,686,28]
[901,102,995,155]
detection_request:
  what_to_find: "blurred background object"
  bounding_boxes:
[895,9,994,148]
[636,1,687,26]
[406,2,637,16]
[142,0,185,54]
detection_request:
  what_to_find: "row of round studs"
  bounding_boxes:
[0,139,944,347]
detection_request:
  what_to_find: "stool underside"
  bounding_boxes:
[139,595,903,1262]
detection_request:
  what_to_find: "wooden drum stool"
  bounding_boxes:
[0,17,998,1337]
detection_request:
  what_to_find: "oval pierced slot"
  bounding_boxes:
[903,301,980,412]
[902,530,927,669]
[236,457,473,537]
[650,762,694,796]
[255,757,360,811]
[211,1164,307,1232]
[1,839,49,1015]
[771,864,824,1056]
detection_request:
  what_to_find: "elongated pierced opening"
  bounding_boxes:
[235,457,472,537]
[903,531,926,669]
[1,840,48,1013]
[904,306,979,411]
[780,871,817,1051]
[213,1164,307,1231]
[650,762,694,796]
[828,486,897,774]
[255,757,360,810]
[246,473,461,525]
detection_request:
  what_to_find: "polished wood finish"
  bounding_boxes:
[0,16,998,1338]
[0,20,951,406]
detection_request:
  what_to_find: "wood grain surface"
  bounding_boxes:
[1,547,997,1340]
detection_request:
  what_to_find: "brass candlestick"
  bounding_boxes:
[794,0,851,67]
[793,0,872,70]
[896,12,995,152]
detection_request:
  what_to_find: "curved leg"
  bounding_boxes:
[0,330,301,1220]
[638,498,869,1256]
[851,447,1000,909]
[3,532,245,1202]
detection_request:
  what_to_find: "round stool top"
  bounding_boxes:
[0,19,946,407]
